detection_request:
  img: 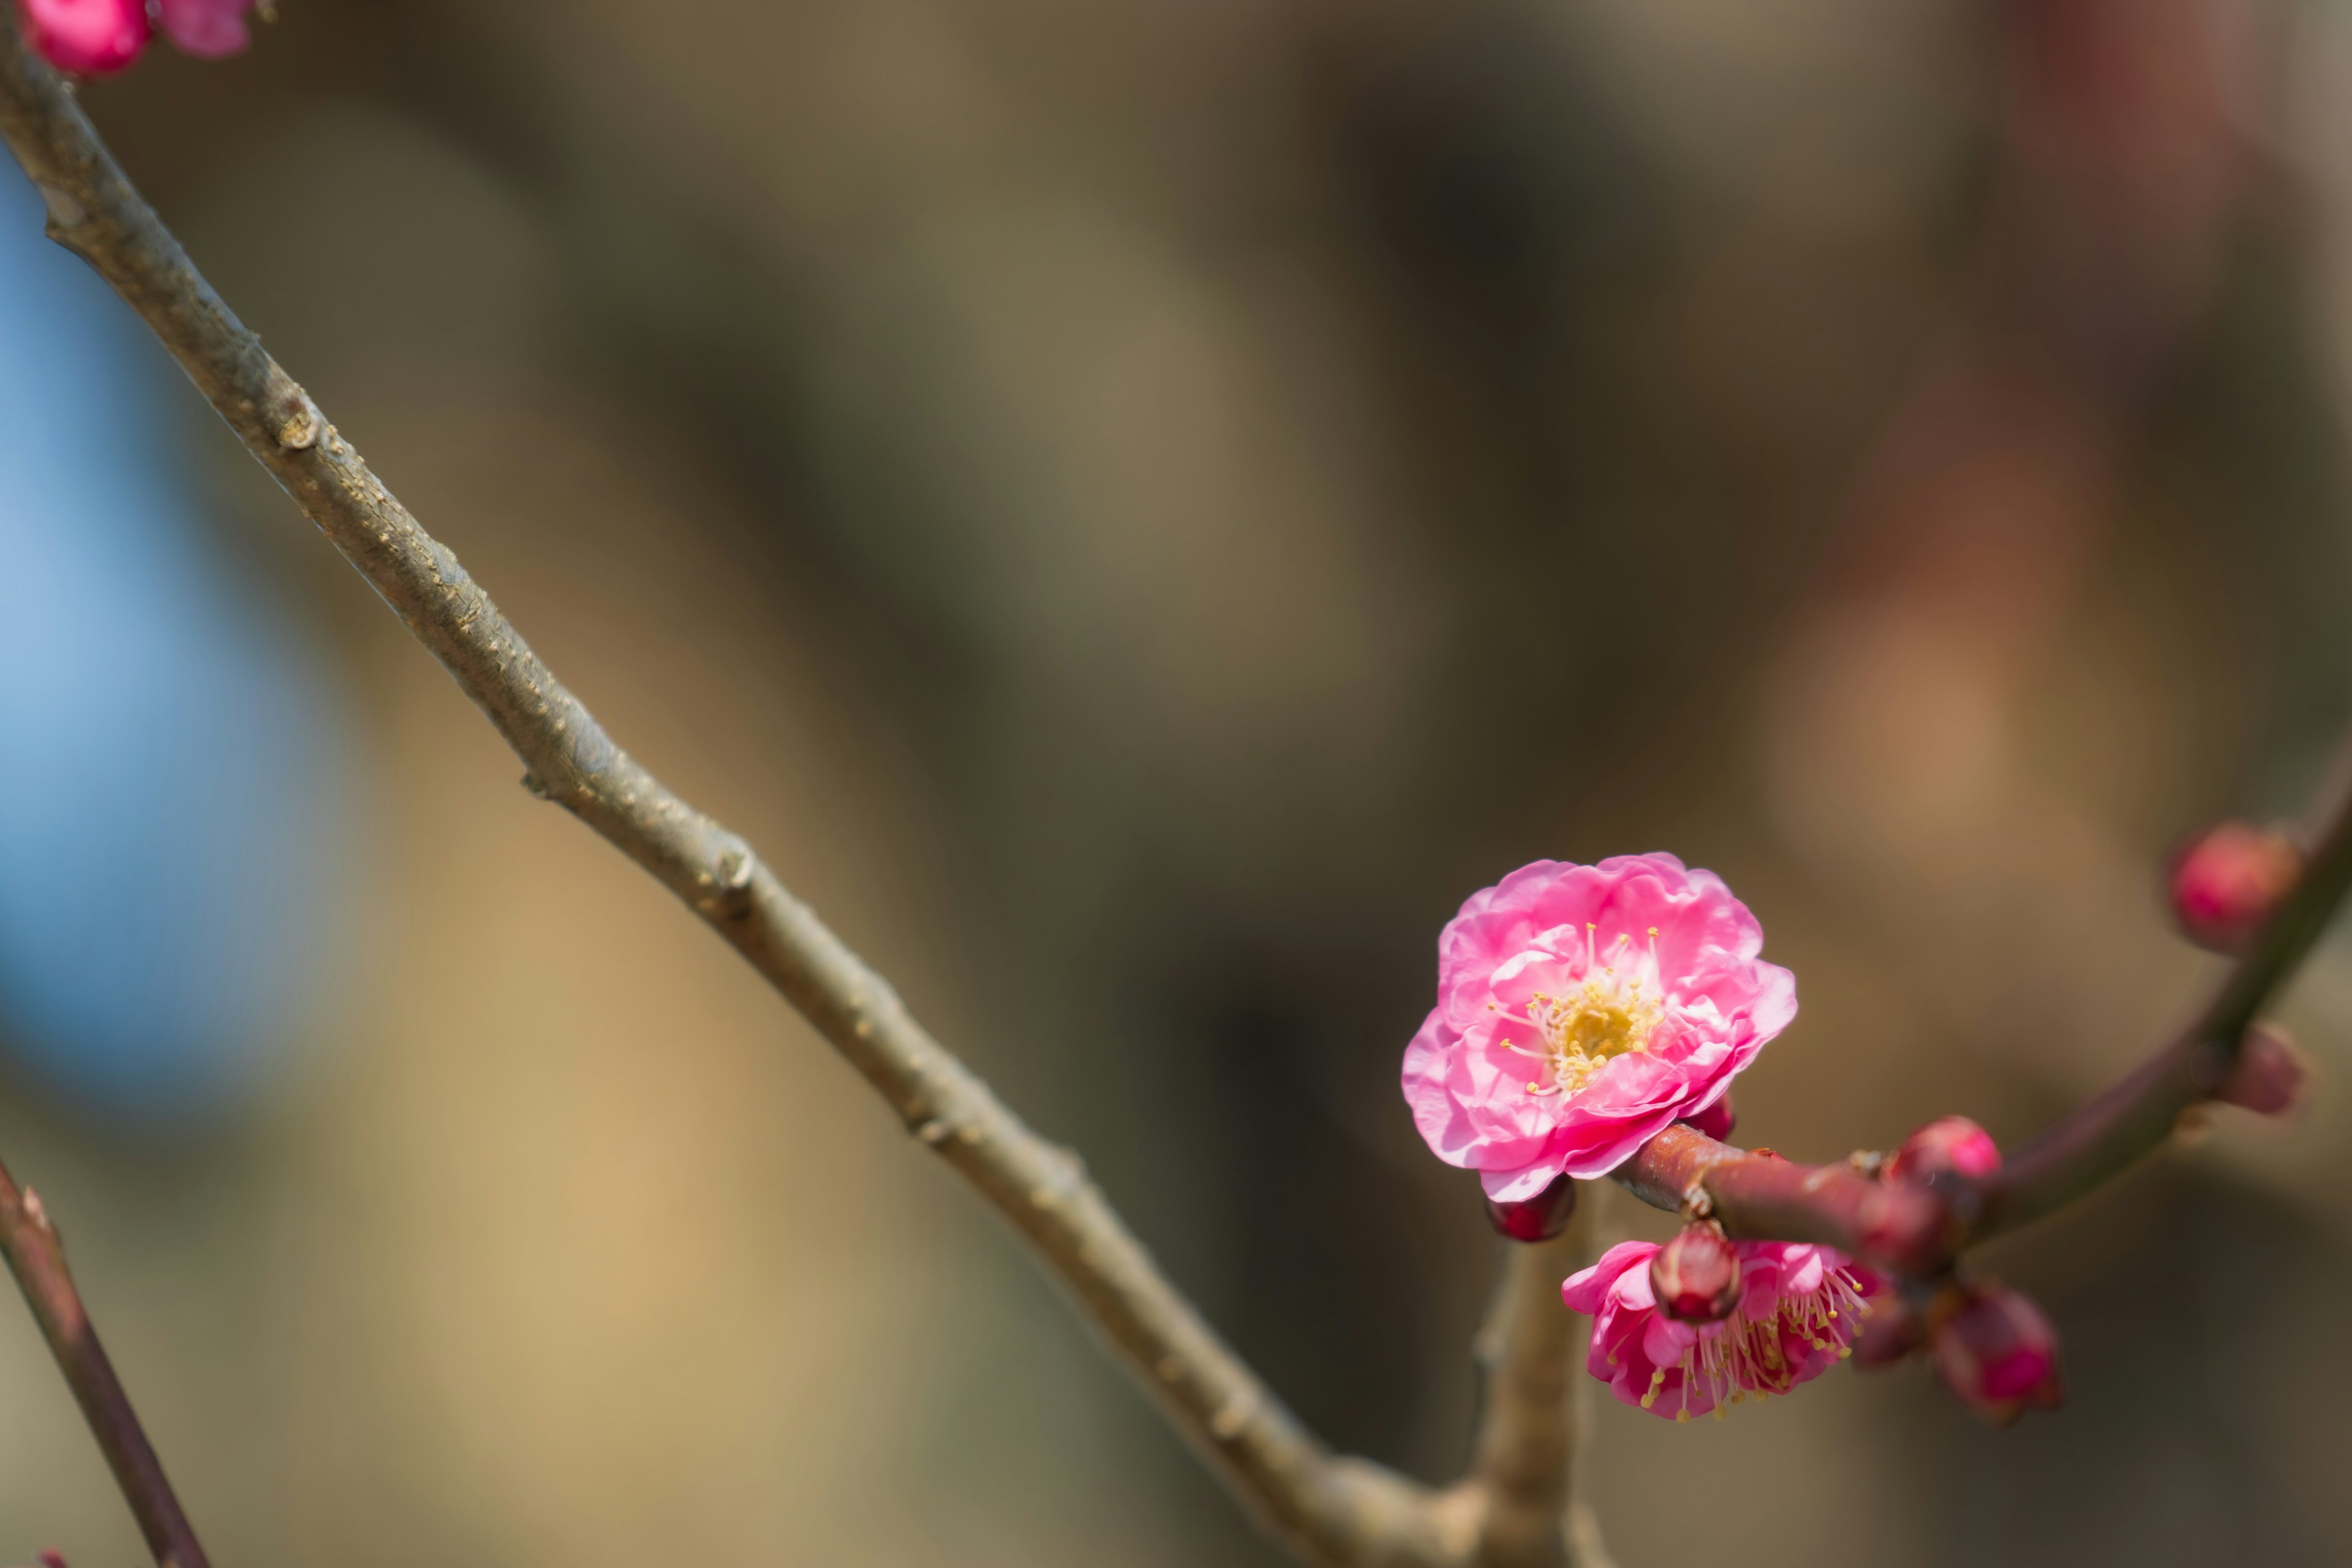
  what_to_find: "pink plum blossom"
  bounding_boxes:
[20,0,149,75]
[1563,1237,1880,1421]
[1401,854,1796,1198]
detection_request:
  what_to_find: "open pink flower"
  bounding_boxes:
[1562,1237,1880,1420]
[1401,855,1796,1198]
[20,0,149,75]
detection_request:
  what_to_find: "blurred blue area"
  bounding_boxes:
[0,170,353,1125]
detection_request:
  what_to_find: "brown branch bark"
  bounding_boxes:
[0,1163,209,1568]
[1456,1186,1613,1568]
[1615,755,2352,1273]
[0,21,1559,1568]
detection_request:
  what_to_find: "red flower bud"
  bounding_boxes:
[1681,1093,1736,1142]
[2169,823,2301,955]
[1484,1174,1577,1242]
[1885,1116,2002,1185]
[2215,1025,2308,1117]
[1649,1224,1742,1323]
[1931,1283,2063,1426]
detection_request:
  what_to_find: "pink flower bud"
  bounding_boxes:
[19,0,150,74]
[1931,1283,2063,1426]
[1649,1224,1742,1323]
[1682,1093,1737,1142]
[1885,1115,2003,1185]
[2169,823,2301,954]
[2215,1025,2307,1117]
[156,0,254,58]
[1484,1173,1577,1242]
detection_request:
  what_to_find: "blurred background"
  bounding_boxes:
[2,0,2352,1561]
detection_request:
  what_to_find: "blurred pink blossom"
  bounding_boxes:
[20,0,149,75]
[1402,855,1795,1198]
[1563,1237,1879,1421]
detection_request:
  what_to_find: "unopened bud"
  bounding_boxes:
[1885,1116,2002,1185]
[1649,1224,1742,1323]
[2215,1025,2308,1117]
[1682,1093,1736,1142]
[1485,1174,1577,1242]
[2169,823,2301,954]
[1931,1283,2063,1426]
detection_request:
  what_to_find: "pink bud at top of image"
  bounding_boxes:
[1650,1224,1742,1323]
[155,0,252,58]
[2169,823,2301,955]
[1931,1283,2063,1427]
[20,0,149,75]
[1402,855,1796,1200]
[1484,1172,1577,1242]
[1885,1115,2002,1185]
[2214,1025,2308,1117]
[1564,1237,1880,1422]
[1681,1091,1736,1142]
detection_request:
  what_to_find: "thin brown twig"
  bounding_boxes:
[0,1162,208,1568]
[1615,751,2352,1273]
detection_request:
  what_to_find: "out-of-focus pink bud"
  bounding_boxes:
[1931,1283,2063,1426]
[1485,1173,1576,1242]
[2215,1025,2308,1117]
[2169,823,2302,954]
[1885,1116,2003,1185]
[20,0,150,74]
[1682,1093,1736,1142]
[1649,1224,1742,1323]
[156,0,254,58]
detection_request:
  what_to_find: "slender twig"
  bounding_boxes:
[0,1162,209,1568]
[1616,751,2352,1272]
[1457,1187,1611,1568]
[0,21,1472,1566]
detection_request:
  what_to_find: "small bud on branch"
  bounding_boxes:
[2171,823,2303,955]
[1650,1224,1741,1324]
[1483,1174,1577,1242]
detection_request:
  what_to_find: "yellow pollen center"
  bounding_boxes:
[1510,927,1666,1098]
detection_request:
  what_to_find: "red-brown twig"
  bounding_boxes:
[0,1163,208,1568]
[1616,758,2352,1273]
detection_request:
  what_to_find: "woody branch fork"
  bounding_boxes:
[0,10,2346,1568]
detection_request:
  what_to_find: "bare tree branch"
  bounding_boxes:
[1458,1186,1612,1568]
[0,1162,209,1568]
[1615,756,2352,1273]
[0,20,1482,1566]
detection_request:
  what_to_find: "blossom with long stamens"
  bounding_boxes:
[1401,854,1796,1198]
[1562,1237,1881,1421]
